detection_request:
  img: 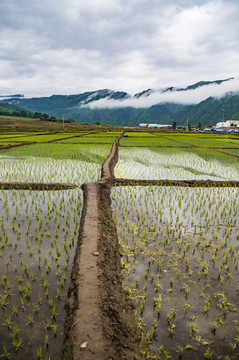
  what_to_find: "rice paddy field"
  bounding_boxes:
[0,143,111,184]
[1,129,239,359]
[0,132,112,359]
[111,185,239,359]
[115,147,239,181]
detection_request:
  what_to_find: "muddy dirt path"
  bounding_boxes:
[0,141,35,150]
[61,133,144,359]
[113,178,239,187]
[0,182,78,190]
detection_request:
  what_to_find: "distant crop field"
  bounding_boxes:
[120,134,187,147]
[164,134,239,148]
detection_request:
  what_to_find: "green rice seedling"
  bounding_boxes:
[32,301,40,313]
[176,345,184,358]
[44,334,49,348]
[23,262,29,275]
[18,284,25,294]
[51,306,57,319]
[184,303,191,314]
[45,262,51,274]
[204,347,214,359]
[0,294,8,309]
[26,313,34,326]
[20,297,25,310]
[48,298,53,309]
[181,283,189,299]
[146,331,152,344]
[12,337,23,352]
[56,287,61,298]
[11,305,18,316]
[168,323,175,337]
[155,280,161,292]
[52,323,58,337]
[210,321,218,333]
[37,347,43,360]
[44,318,52,331]
[190,323,198,337]
[25,287,31,300]
[3,315,12,330]
[157,302,162,317]
[11,324,20,338]
[0,342,11,359]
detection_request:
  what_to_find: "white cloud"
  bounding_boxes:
[82,78,239,109]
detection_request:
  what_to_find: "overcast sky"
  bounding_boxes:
[0,0,239,101]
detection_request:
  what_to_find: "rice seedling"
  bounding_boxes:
[12,337,23,352]
[2,316,12,330]
[111,183,239,359]
[0,342,11,359]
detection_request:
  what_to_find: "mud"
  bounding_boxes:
[0,141,35,150]
[112,178,239,187]
[0,182,78,190]
[61,132,144,359]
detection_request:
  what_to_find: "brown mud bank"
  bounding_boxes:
[100,133,124,180]
[0,182,78,190]
[61,133,143,359]
[112,178,239,187]
[61,182,143,360]
[0,141,35,150]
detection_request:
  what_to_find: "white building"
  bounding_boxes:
[216,120,239,128]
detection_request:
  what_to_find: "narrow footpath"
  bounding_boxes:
[61,134,144,360]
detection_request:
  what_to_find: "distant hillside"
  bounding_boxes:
[2,78,239,126]
[137,103,185,124]
[0,102,33,117]
[173,93,239,126]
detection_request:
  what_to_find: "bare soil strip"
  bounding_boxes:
[100,133,124,180]
[46,132,98,143]
[61,134,144,359]
[0,182,78,190]
[0,141,35,150]
[112,178,239,187]
[61,183,108,360]
[61,181,143,360]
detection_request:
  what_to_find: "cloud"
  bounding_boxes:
[82,78,239,109]
[0,0,239,96]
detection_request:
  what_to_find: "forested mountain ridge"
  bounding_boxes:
[1,78,239,126]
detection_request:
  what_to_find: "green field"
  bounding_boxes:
[159,133,239,148]
[0,143,111,185]
[0,129,239,359]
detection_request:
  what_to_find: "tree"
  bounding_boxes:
[187,121,192,131]
[198,121,203,130]
[172,121,177,129]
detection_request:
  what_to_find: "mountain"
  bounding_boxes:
[0,101,33,117]
[2,78,239,126]
[172,93,239,126]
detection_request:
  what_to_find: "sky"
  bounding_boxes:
[0,0,239,105]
